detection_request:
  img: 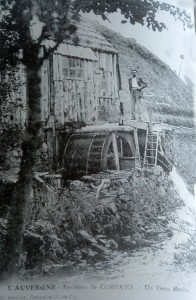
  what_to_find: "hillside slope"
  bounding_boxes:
[91,19,194,127]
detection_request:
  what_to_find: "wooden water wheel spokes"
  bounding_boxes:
[63,130,138,178]
[102,132,136,171]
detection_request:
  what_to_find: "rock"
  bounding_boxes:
[142,169,153,177]
[74,249,82,255]
[98,238,107,246]
[118,187,125,195]
[95,204,104,214]
[105,239,118,250]
[104,170,115,174]
[69,180,84,190]
[78,230,97,244]
[119,201,127,210]
[80,175,97,184]
[42,142,48,153]
[157,216,167,221]
[159,186,166,196]
[119,194,130,202]
[84,248,98,257]
[46,262,73,274]
[152,166,163,176]
[12,149,20,157]
[108,202,117,214]
[101,197,114,206]
[78,260,87,268]
[91,243,108,253]
[81,202,95,215]
[95,234,107,239]
[121,236,136,248]
[91,222,104,234]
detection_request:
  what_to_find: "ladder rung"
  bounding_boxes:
[146,149,156,151]
[91,145,103,148]
[120,156,138,159]
[146,156,155,158]
[147,141,157,144]
[88,159,100,162]
[145,163,156,166]
[90,152,101,154]
[93,140,104,144]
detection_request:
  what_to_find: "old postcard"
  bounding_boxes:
[0,0,196,299]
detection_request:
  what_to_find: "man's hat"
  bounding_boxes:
[132,69,137,73]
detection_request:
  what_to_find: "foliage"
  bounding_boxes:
[0,0,192,58]
[174,235,196,271]
[73,0,192,31]
[0,125,23,168]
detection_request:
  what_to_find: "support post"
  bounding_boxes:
[134,128,141,168]
[112,132,120,171]
[148,106,153,133]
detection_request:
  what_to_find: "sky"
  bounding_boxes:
[83,0,196,83]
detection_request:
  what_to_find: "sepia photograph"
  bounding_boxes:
[0,0,196,299]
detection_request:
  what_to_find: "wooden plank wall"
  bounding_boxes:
[50,50,119,126]
[94,51,119,121]
[52,54,97,125]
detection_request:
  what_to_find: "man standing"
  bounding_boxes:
[129,69,147,121]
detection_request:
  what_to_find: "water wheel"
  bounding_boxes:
[62,131,137,178]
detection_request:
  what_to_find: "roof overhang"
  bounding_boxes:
[41,39,98,61]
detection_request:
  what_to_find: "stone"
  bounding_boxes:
[108,202,117,214]
[91,243,108,253]
[159,186,166,196]
[95,234,107,239]
[78,230,97,244]
[157,216,167,221]
[85,248,98,257]
[98,239,107,246]
[80,175,97,184]
[105,239,118,250]
[42,142,48,153]
[12,150,19,157]
[101,197,114,206]
[81,202,95,215]
[95,204,104,214]
[153,166,164,176]
[118,187,125,195]
[91,222,104,234]
[69,180,84,190]
[119,194,131,202]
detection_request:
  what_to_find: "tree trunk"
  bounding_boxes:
[0,46,42,275]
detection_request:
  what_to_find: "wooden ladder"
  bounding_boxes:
[143,129,160,168]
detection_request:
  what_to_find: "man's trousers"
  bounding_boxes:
[131,89,142,120]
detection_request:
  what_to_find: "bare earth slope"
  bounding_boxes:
[91,19,194,127]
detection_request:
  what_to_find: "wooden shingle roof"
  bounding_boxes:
[69,17,118,54]
[42,16,118,55]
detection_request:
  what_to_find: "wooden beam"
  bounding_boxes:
[148,106,153,133]
[112,132,120,171]
[134,128,141,168]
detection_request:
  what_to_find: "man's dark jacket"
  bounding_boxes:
[129,76,147,92]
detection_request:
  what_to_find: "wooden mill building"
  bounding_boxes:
[1,17,172,179]
[40,17,121,127]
